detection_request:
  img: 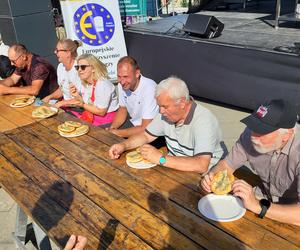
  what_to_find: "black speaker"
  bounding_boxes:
[184,14,224,39]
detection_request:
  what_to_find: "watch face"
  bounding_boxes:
[159,156,166,165]
[260,199,271,208]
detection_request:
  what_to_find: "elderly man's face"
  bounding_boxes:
[250,129,286,153]
[117,62,140,91]
[157,92,184,123]
[8,49,26,69]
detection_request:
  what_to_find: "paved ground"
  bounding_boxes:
[0,99,250,250]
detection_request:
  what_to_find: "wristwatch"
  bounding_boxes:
[258,199,271,218]
[159,155,166,165]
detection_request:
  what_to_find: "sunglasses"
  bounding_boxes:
[75,65,91,71]
[54,49,68,53]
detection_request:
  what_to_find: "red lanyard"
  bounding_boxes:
[91,80,96,103]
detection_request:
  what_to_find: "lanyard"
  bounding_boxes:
[91,80,96,103]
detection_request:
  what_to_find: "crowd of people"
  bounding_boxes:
[0,40,299,249]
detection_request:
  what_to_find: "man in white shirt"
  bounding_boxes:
[108,56,159,138]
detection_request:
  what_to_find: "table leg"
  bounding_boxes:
[12,206,28,250]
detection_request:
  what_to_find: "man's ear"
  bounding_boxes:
[282,128,294,142]
[135,68,141,79]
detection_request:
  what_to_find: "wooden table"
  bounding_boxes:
[0,97,299,249]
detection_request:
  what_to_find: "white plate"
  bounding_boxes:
[32,107,58,118]
[198,194,246,222]
[10,96,35,108]
[126,159,156,169]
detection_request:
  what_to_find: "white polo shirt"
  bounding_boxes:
[117,75,159,126]
[57,63,82,100]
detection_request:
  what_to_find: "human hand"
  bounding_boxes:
[70,84,79,97]
[109,143,125,159]
[140,144,162,164]
[64,235,87,250]
[42,96,51,103]
[232,179,260,214]
[200,172,214,193]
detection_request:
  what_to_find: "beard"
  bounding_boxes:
[251,137,283,154]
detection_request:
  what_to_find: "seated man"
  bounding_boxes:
[109,76,225,172]
[107,56,158,138]
[0,44,58,98]
[201,99,300,225]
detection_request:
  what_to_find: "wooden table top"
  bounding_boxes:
[0,96,299,249]
[0,95,46,132]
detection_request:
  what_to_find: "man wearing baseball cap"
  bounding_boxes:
[201,99,300,225]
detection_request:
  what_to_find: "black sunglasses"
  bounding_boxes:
[75,65,91,71]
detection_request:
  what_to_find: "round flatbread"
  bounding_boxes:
[73,125,89,135]
[10,96,35,108]
[126,150,143,163]
[65,120,82,128]
[32,106,57,118]
[58,123,76,133]
[211,170,235,195]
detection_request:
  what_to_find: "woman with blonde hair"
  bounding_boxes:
[42,39,82,106]
[69,54,118,127]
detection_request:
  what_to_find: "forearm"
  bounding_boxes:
[1,85,40,96]
[164,155,210,173]
[114,125,149,138]
[110,108,127,129]
[83,103,107,116]
[256,203,300,226]
[0,77,15,87]
[121,132,152,151]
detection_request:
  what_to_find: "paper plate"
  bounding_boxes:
[32,107,58,118]
[126,159,156,169]
[198,194,246,222]
[10,96,35,108]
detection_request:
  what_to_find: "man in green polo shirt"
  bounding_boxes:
[109,76,226,173]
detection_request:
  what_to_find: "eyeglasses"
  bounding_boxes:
[54,49,68,53]
[10,54,22,64]
[75,65,91,71]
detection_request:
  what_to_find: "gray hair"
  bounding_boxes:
[156,76,189,101]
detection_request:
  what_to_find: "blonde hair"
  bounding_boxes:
[57,39,82,58]
[77,53,108,84]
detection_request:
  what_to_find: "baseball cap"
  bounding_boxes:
[240,99,297,134]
